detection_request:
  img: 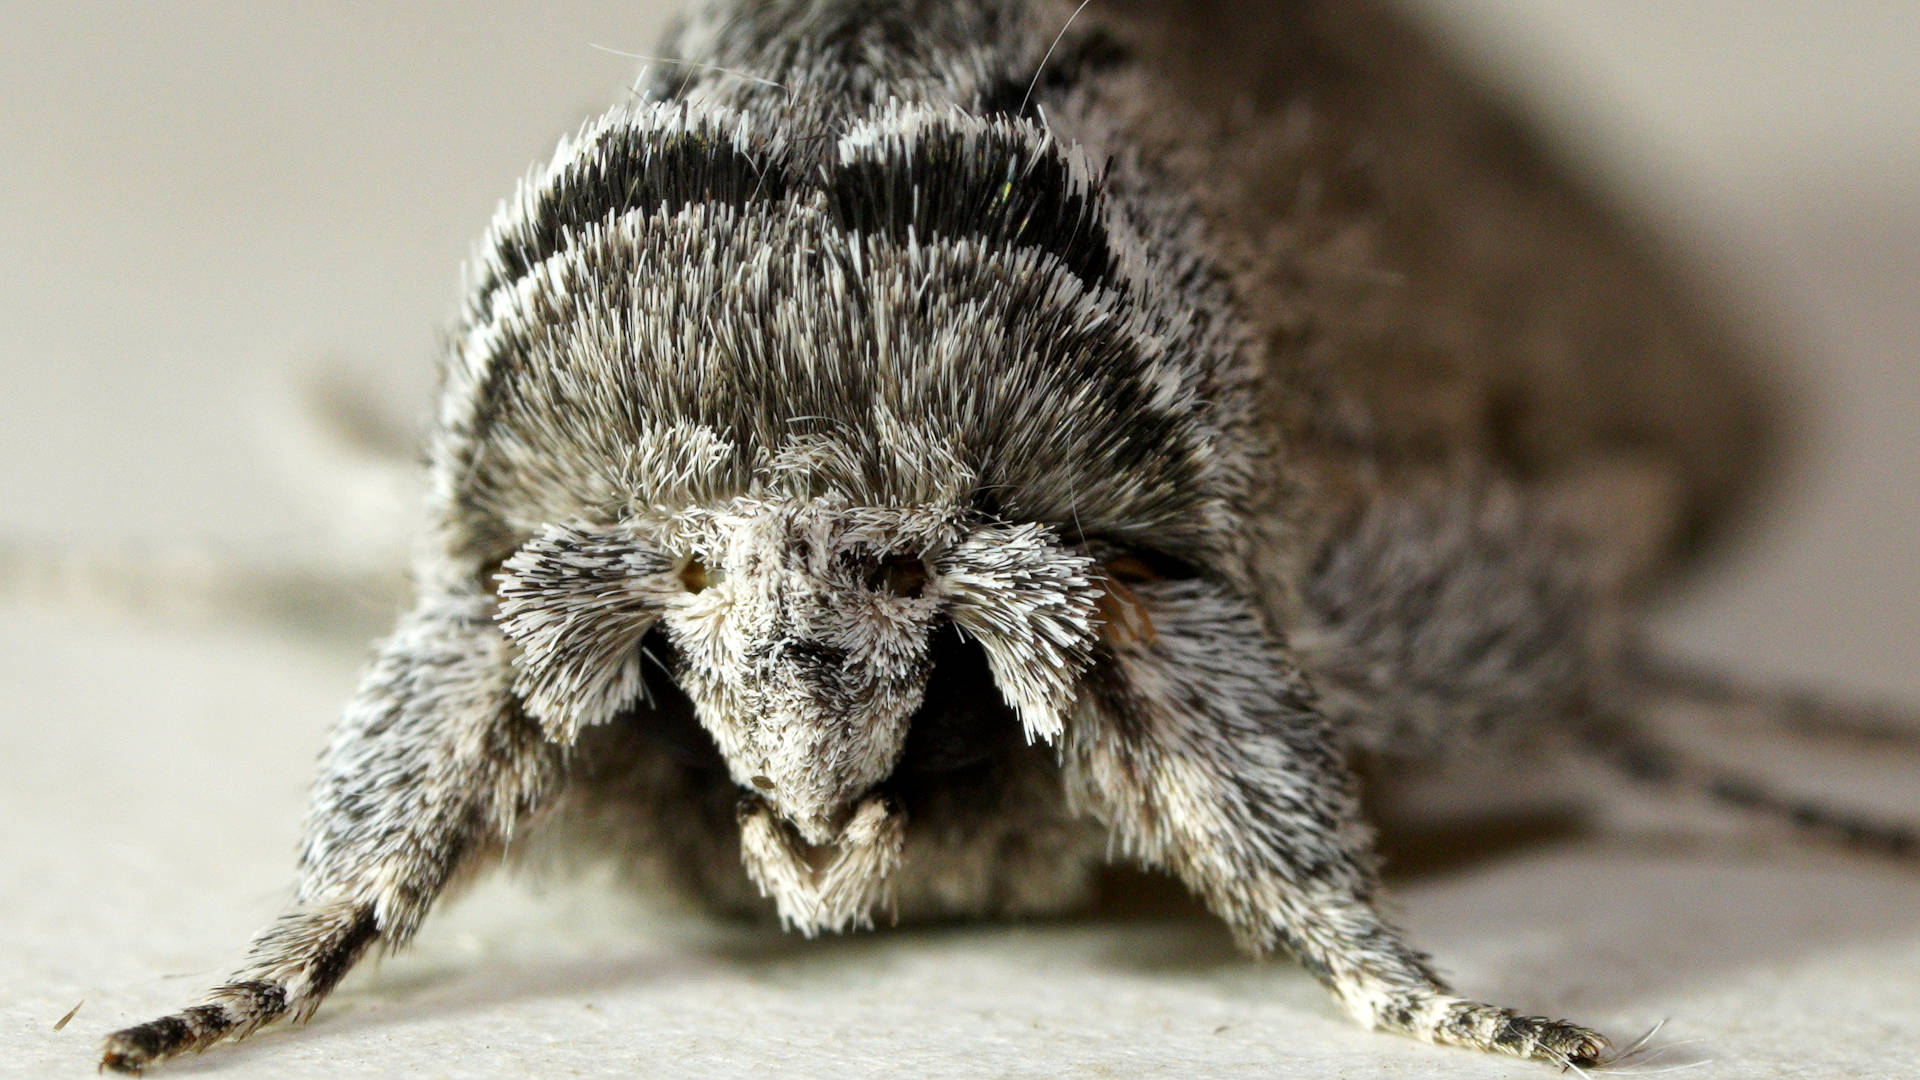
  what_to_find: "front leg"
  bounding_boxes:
[101,589,565,1073]
[1065,579,1605,1067]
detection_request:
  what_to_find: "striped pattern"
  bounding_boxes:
[435,72,1233,575]
[467,102,790,322]
[104,2,1917,1075]
[828,105,1120,290]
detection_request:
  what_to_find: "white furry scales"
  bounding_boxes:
[100,0,1916,1073]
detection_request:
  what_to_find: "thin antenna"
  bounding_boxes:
[589,43,795,101]
[1018,0,1095,118]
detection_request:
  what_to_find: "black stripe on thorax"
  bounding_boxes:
[472,105,788,315]
[827,113,1119,291]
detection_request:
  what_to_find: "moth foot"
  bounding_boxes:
[1514,1016,1608,1067]
[100,1020,176,1075]
[1438,1000,1605,1066]
[1369,994,1606,1067]
[100,1003,237,1076]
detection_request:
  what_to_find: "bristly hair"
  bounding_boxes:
[432,83,1256,578]
[103,3,1907,1075]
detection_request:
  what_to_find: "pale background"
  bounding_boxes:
[1,2,1916,1078]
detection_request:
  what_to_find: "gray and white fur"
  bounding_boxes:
[100,0,1917,1072]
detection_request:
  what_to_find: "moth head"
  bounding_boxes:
[495,498,1103,845]
[461,100,1250,856]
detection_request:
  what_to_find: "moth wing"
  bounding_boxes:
[1096,0,1781,588]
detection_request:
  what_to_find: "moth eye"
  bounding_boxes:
[1102,549,1203,585]
[483,555,511,600]
[679,559,725,593]
[867,555,929,599]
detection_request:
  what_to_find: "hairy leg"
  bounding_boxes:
[101,589,565,1073]
[1065,579,1604,1066]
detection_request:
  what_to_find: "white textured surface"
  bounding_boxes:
[3,3,1917,1078]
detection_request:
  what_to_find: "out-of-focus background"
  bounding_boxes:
[1,3,1915,1078]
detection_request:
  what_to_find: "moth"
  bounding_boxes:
[100,0,1918,1072]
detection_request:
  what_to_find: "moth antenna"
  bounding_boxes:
[252,366,420,571]
[591,43,796,103]
[269,364,420,467]
[1626,649,1920,751]
[0,533,395,642]
[1582,713,1920,862]
[1018,0,1095,118]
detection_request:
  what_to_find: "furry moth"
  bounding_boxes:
[100,0,1919,1072]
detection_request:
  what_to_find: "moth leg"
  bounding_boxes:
[101,590,564,1073]
[1066,582,1605,1066]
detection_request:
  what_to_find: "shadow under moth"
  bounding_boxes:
[100,0,1918,1071]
